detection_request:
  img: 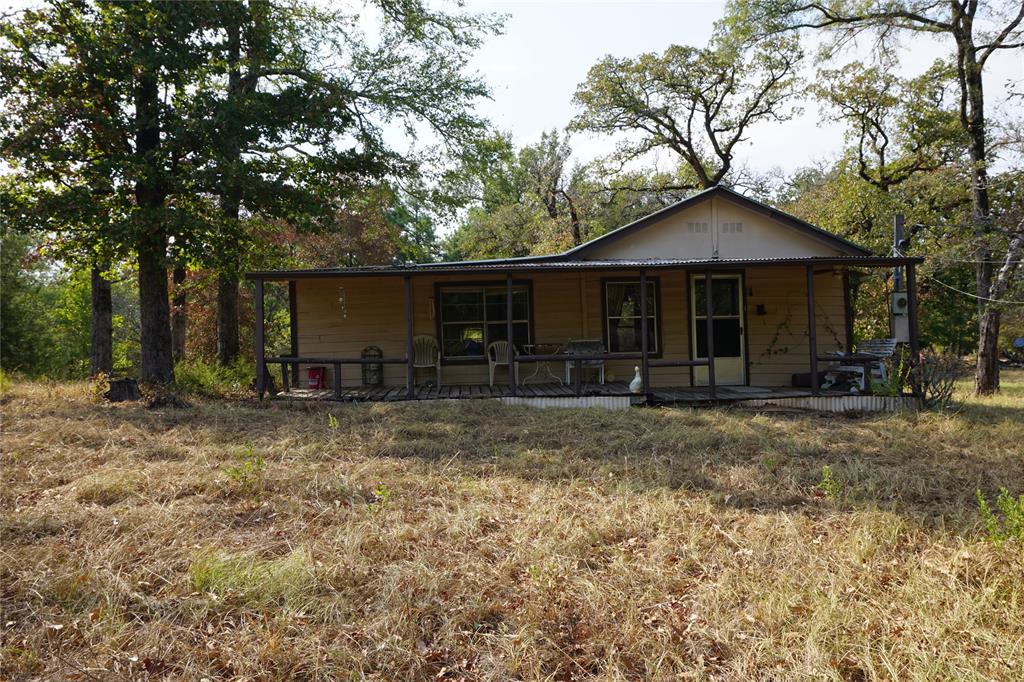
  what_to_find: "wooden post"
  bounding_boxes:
[806,264,819,395]
[404,276,414,399]
[704,270,716,399]
[640,270,649,398]
[288,281,299,384]
[506,274,516,396]
[255,278,266,399]
[842,269,854,353]
[332,362,342,398]
[907,261,919,357]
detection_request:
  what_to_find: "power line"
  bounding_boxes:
[921,273,1024,305]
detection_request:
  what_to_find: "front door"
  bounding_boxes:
[690,273,745,385]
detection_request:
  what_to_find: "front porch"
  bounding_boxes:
[250,255,923,410]
[274,380,846,405]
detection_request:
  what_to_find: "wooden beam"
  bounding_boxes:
[842,269,854,352]
[806,264,819,396]
[640,270,649,399]
[704,269,716,399]
[906,261,919,357]
[288,281,299,384]
[404,276,414,398]
[506,274,516,395]
[255,278,265,399]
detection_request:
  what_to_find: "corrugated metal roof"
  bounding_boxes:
[247,255,923,280]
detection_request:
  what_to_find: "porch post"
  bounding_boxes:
[704,269,716,399]
[906,261,919,357]
[640,270,649,397]
[404,276,414,399]
[806,264,819,395]
[506,274,517,395]
[288,280,299,385]
[255,278,266,399]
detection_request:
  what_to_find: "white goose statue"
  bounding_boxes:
[629,366,643,394]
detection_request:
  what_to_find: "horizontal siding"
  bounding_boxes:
[291,266,846,390]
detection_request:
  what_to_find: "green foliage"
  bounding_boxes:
[0,232,138,378]
[190,548,316,607]
[327,413,339,430]
[174,359,253,397]
[571,33,802,189]
[444,131,692,261]
[977,488,1024,544]
[224,443,267,496]
[817,465,844,501]
[368,483,392,515]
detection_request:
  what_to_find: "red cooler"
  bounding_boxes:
[307,367,325,389]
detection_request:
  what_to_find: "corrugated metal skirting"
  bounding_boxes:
[743,395,919,413]
[499,395,633,411]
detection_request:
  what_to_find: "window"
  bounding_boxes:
[687,221,708,233]
[604,280,659,354]
[438,285,531,360]
[720,221,743,233]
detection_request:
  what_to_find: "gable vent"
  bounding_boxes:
[721,221,743,234]
[687,221,708,234]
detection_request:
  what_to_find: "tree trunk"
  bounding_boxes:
[137,234,174,383]
[975,309,1000,394]
[171,266,187,363]
[956,21,999,394]
[134,72,173,384]
[217,270,240,366]
[216,17,243,368]
[90,264,113,377]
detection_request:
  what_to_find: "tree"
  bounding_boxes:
[2,1,223,383]
[724,0,1024,392]
[187,0,498,366]
[445,132,694,260]
[2,0,499,379]
[571,35,802,189]
[813,58,966,191]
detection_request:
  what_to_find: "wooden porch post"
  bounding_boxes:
[906,261,919,357]
[506,274,517,396]
[288,280,299,385]
[640,270,649,397]
[255,278,266,399]
[806,264,819,395]
[704,269,716,399]
[404,276,414,399]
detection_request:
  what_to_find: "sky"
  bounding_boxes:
[465,0,1024,177]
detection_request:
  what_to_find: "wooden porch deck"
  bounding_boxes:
[276,382,842,405]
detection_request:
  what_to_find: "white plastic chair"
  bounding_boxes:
[487,340,519,386]
[413,335,441,387]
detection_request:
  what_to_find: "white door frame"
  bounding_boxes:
[690,272,746,386]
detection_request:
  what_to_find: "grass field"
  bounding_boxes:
[2,372,1023,680]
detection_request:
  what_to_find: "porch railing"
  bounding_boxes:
[264,355,407,397]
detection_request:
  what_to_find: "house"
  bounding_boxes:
[247,186,922,407]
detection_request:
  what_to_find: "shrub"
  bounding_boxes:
[977,488,1024,544]
[908,349,963,409]
[224,443,266,496]
[816,464,844,501]
[174,359,253,397]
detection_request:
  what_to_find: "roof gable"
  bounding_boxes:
[562,186,870,260]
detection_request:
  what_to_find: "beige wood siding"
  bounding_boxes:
[290,266,846,389]
[584,196,847,261]
[746,267,846,386]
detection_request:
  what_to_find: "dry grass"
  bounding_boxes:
[1,372,1022,680]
